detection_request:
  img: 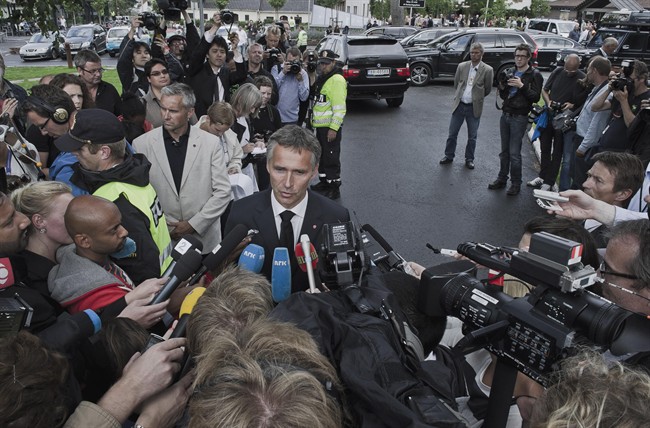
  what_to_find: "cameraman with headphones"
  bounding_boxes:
[488,43,543,196]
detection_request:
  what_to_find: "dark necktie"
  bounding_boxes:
[279,210,295,261]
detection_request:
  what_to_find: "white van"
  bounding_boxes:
[526,19,576,38]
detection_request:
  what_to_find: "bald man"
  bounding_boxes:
[48,195,162,315]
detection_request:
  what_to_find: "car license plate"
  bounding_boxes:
[367,68,391,77]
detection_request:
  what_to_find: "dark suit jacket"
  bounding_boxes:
[224,189,350,292]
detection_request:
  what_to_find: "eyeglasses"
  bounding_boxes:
[38,117,50,130]
[597,279,650,307]
[514,55,529,59]
[598,261,640,281]
[149,69,169,77]
[80,67,105,75]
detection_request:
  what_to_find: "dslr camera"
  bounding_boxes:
[220,9,239,26]
[549,100,563,112]
[289,59,302,74]
[267,48,281,63]
[139,12,159,31]
[611,59,634,92]
[306,50,318,72]
[498,68,514,86]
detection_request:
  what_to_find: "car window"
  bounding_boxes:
[445,34,472,51]
[557,22,576,34]
[621,33,646,51]
[367,29,382,36]
[385,28,402,37]
[528,21,549,32]
[587,30,626,48]
[502,34,525,48]
[348,38,403,55]
[108,28,129,38]
[546,38,571,48]
[475,33,498,48]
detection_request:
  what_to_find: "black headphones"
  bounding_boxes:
[26,96,69,125]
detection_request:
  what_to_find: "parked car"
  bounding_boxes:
[406,28,538,86]
[106,26,151,57]
[400,28,457,48]
[556,22,650,69]
[362,26,418,40]
[525,18,577,38]
[60,24,107,57]
[315,34,411,107]
[528,33,580,69]
[19,32,64,60]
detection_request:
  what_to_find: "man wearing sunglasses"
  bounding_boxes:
[143,59,197,129]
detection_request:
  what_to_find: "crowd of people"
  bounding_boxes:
[0,11,650,428]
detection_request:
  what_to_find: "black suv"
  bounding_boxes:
[60,24,107,57]
[405,28,538,86]
[557,22,650,69]
[315,35,411,107]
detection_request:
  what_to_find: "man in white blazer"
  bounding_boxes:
[134,83,231,252]
[439,43,494,170]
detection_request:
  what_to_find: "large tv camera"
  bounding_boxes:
[417,232,650,386]
[318,222,367,289]
[155,0,188,22]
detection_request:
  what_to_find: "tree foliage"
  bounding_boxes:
[530,0,550,18]
[268,0,286,19]
[369,0,390,21]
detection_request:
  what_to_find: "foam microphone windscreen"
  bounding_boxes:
[294,242,318,272]
[238,244,265,273]
[170,286,207,339]
[271,248,291,303]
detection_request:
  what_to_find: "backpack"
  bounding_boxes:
[270,273,469,428]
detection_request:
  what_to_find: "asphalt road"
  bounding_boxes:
[1,36,118,68]
[4,38,545,268]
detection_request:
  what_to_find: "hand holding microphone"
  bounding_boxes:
[149,250,203,305]
[170,287,206,339]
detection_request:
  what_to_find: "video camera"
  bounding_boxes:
[417,232,650,386]
[318,222,367,289]
[139,12,159,31]
[155,0,187,22]
[0,294,33,338]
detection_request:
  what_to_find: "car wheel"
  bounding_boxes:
[410,63,431,87]
[386,96,404,108]
[495,64,513,86]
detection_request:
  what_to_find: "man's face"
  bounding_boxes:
[133,46,151,68]
[77,61,103,86]
[259,85,272,107]
[63,83,84,111]
[72,144,103,171]
[603,42,617,55]
[26,111,69,138]
[266,34,280,48]
[160,95,193,134]
[248,45,263,65]
[89,204,129,255]
[286,52,299,62]
[601,237,649,315]
[317,59,335,75]
[207,45,227,69]
[170,39,185,57]
[0,194,30,255]
[514,49,529,68]
[583,161,621,205]
[147,63,171,90]
[469,48,483,64]
[268,144,316,209]
[564,57,580,74]
[630,70,646,92]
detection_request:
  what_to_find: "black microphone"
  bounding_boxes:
[361,224,409,273]
[186,224,249,287]
[149,250,204,305]
[162,235,203,278]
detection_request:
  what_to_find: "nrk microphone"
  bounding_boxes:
[186,224,249,287]
[361,224,412,274]
[162,235,203,278]
[271,248,291,303]
[149,250,204,305]
[238,243,265,273]
[170,287,206,339]
[295,235,318,293]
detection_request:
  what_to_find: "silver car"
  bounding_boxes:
[19,33,64,60]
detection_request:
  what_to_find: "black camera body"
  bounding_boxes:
[549,100,563,112]
[561,116,578,133]
[289,59,302,74]
[318,222,367,289]
[498,68,514,85]
[139,12,159,31]
[221,9,239,26]
[155,0,187,22]
[528,103,545,124]
[267,48,281,63]
[306,50,317,72]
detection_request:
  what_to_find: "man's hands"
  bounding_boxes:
[136,371,194,428]
[550,189,616,226]
[327,129,337,142]
[168,220,196,240]
[1,98,18,120]
[508,76,524,89]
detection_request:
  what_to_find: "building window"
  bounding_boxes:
[354,6,357,14]
[363,5,366,16]
[347,6,350,13]
[245,15,249,21]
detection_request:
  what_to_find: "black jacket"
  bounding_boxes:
[499,66,543,116]
[186,37,247,118]
[71,153,164,283]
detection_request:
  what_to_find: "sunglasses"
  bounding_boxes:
[149,69,169,77]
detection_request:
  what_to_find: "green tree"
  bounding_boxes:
[488,0,508,26]
[369,0,390,21]
[425,0,454,19]
[268,0,286,20]
[530,0,550,18]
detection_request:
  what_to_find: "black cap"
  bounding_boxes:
[167,34,186,43]
[318,50,339,62]
[55,109,125,152]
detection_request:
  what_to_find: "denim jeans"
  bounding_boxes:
[559,130,575,191]
[444,103,481,161]
[498,113,528,184]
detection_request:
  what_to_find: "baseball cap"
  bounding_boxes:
[167,34,186,44]
[55,109,125,152]
[318,50,339,63]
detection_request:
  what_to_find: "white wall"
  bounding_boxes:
[310,4,375,29]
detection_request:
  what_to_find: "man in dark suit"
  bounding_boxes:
[224,125,350,293]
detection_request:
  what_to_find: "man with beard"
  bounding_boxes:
[56,109,173,284]
[309,50,347,200]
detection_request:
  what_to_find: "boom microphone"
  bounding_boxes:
[186,224,249,287]
[170,287,206,339]
[362,224,412,274]
[149,250,203,305]
[295,235,318,293]
[238,244,265,273]
[162,235,203,278]
[271,248,291,303]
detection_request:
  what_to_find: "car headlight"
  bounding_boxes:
[38,48,47,53]
[19,47,26,54]
[81,41,90,47]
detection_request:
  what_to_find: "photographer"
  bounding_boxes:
[153,10,200,83]
[626,99,650,169]
[488,43,543,196]
[272,47,310,126]
[186,13,246,118]
[590,60,650,154]
[116,16,153,96]
[259,25,287,72]
[528,54,586,191]
[244,43,279,106]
